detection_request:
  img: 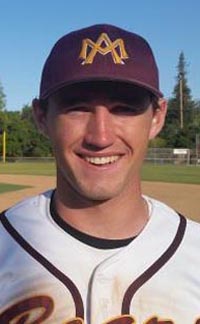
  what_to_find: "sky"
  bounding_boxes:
[0,0,199,111]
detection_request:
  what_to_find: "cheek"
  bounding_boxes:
[119,115,152,148]
[47,116,84,148]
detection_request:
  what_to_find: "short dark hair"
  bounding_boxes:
[151,94,160,111]
[39,98,49,112]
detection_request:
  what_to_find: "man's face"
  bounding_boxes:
[35,82,166,203]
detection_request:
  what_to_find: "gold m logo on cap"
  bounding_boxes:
[79,33,129,65]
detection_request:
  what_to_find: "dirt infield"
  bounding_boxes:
[0,174,199,222]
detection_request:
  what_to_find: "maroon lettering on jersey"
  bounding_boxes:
[0,295,54,323]
[64,318,84,324]
[145,317,174,324]
[104,315,135,323]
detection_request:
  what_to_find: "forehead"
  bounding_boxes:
[50,81,152,104]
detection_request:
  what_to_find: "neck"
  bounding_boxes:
[53,180,149,240]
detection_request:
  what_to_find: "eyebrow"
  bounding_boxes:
[56,96,91,107]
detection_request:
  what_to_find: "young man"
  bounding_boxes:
[0,24,200,324]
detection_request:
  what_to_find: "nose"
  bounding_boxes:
[84,106,116,149]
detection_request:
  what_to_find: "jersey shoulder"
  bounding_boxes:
[0,189,53,220]
[147,195,200,249]
[147,195,199,225]
[0,189,54,254]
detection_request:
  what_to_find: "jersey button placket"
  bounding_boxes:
[90,272,111,324]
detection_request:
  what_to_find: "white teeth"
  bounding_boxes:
[84,156,119,165]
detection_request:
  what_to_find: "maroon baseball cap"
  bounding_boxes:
[39,24,163,99]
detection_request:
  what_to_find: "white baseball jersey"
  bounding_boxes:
[0,189,200,324]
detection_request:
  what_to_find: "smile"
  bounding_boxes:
[83,155,120,165]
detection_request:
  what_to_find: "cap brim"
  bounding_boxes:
[40,76,163,99]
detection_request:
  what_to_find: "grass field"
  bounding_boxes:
[0,182,31,194]
[0,161,200,184]
[0,162,55,194]
[141,163,200,185]
[0,161,56,176]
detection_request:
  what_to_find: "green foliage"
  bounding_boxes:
[160,52,200,148]
[0,105,52,157]
[0,81,7,136]
[149,137,167,148]
[20,105,52,157]
[0,81,6,111]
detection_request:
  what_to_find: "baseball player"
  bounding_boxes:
[0,24,200,324]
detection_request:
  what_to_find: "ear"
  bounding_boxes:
[32,98,49,137]
[149,98,167,140]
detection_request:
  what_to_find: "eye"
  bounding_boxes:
[61,105,90,114]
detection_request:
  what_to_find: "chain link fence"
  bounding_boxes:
[146,148,199,165]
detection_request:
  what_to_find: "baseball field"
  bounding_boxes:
[0,162,199,222]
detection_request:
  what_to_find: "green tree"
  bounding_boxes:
[0,81,6,111]
[5,111,25,156]
[20,105,52,157]
[193,100,200,127]
[149,137,167,148]
[0,81,6,130]
[0,81,7,158]
[161,52,196,148]
[0,82,52,157]
[1,105,52,157]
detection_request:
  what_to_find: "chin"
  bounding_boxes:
[83,192,114,201]
[77,182,125,202]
